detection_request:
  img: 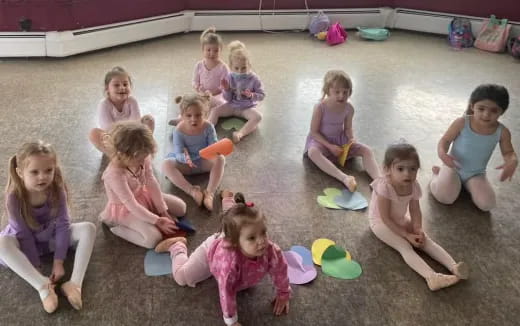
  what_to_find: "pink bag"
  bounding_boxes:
[326,22,348,46]
[474,15,511,52]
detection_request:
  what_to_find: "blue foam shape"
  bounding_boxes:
[176,218,196,233]
[334,189,368,210]
[290,245,313,266]
[144,250,172,276]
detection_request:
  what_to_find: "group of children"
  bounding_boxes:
[0,26,517,325]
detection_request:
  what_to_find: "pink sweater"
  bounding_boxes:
[98,96,141,131]
[192,60,229,95]
[207,238,291,323]
[100,156,167,224]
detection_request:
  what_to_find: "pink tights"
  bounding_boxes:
[169,235,217,287]
[430,165,496,211]
[370,219,457,279]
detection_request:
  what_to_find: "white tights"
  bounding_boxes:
[0,222,96,297]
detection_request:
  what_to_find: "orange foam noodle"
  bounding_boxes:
[199,139,234,160]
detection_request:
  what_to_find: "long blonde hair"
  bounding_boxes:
[6,141,67,230]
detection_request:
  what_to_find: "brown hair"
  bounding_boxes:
[200,26,223,49]
[107,121,157,164]
[175,92,211,116]
[104,66,132,94]
[322,70,353,100]
[220,192,266,247]
[383,141,421,169]
[5,141,68,230]
[228,40,251,67]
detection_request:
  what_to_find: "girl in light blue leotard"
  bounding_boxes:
[163,93,226,212]
[430,84,517,211]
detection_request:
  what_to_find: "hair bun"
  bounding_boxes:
[175,95,183,104]
[234,192,245,204]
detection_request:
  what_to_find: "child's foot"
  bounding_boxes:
[232,132,242,143]
[452,262,469,279]
[189,186,204,206]
[61,281,82,310]
[432,165,440,175]
[220,189,234,198]
[342,175,357,192]
[168,118,181,126]
[203,190,215,211]
[40,283,58,313]
[426,273,460,291]
[155,237,187,253]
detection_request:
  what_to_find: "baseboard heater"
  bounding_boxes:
[0,8,518,57]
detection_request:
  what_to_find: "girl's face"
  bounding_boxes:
[239,220,268,258]
[387,159,418,187]
[17,154,55,193]
[203,44,220,61]
[181,105,205,128]
[471,99,504,126]
[107,75,131,103]
[328,84,351,104]
[230,57,250,75]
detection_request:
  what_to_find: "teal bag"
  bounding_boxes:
[357,27,389,41]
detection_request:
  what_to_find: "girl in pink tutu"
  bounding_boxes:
[99,121,186,248]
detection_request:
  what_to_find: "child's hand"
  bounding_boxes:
[159,211,178,223]
[272,296,290,316]
[156,216,179,236]
[220,78,230,90]
[241,89,253,99]
[440,153,460,169]
[496,159,518,182]
[405,233,423,248]
[184,149,197,169]
[329,145,343,157]
[50,260,65,283]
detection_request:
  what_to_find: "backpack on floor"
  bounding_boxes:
[507,36,520,59]
[326,22,348,46]
[448,17,474,48]
[309,10,330,35]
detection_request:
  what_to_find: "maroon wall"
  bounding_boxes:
[0,0,518,32]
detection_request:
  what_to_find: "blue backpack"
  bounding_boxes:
[448,18,474,48]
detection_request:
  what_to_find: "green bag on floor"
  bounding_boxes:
[357,27,389,41]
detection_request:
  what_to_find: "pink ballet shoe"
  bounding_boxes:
[220,189,234,199]
[189,186,203,206]
[61,281,82,310]
[203,190,215,211]
[40,283,58,313]
[155,237,187,253]
[426,273,459,291]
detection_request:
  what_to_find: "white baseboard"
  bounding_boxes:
[1,8,518,57]
[0,33,46,57]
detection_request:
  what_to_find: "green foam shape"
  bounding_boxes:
[321,245,362,280]
[317,195,341,209]
[221,118,246,131]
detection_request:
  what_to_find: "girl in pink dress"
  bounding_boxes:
[155,191,291,326]
[99,121,186,248]
[169,27,229,126]
[304,70,379,192]
[89,66,155,155]
[369,142,469,291]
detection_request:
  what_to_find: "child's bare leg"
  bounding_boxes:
[307,146,356,191]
